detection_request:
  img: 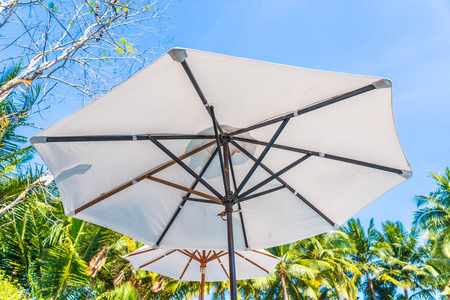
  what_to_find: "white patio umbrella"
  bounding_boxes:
[123,247,280,300]
[31,48,411,299]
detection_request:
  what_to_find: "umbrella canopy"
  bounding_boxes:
[31,48,411,299]
[31,48,411,251]
[123,247,280,282]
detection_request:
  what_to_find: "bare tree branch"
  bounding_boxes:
[0,173,53,216]
[0,0,172,102]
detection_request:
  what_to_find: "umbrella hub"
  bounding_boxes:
[194,125,257,162]
[224,199,234,212]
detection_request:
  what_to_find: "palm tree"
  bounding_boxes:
[410,241,448,299]
[303,232,360,300]
[252,242,319,299]
[341,218,389,300]
[377,221,423,300]
[0,194,94,299]
[413,168,450,298]
[414,168,450,256]
[250,232,359,300]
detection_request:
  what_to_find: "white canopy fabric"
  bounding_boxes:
[123,247,280,282]
[31,48,412,251]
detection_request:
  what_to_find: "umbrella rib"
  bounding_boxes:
[205,250,212,260]
[210,106,229,196]
[139,249,177,269]
[234,252,269,274]
[155,147,219,247]
[214,251,230,280]
[179,253,196,280]
[147,176,221,203]
[238,185,286,203]
[177,249,202,262]
[74,141,216,214]
[179,60,224,135]
[125,248,157,257]
[237,154,311,200]
[149,136,223,199]
[233,137,403,175]
[226,146,250,249]
[234,118,290,197]
[39,134,215,143]
[206,251,225,262]
[250,250,281,260]
[184,197,222,205]
[230,140,335,227]
[229,83,377,137]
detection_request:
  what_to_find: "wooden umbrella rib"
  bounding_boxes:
[74,141,216,214]
[234,252,269,274]
[139,249,177,269]
[214,251,230,280]
[251,250,280,260]
[206,251,225,262]
[180,255,195,280]
[147,177,221,203]
[126,248,157,257]
[147,140,216,177]
[177,249,201,262]
[205,250,213,261]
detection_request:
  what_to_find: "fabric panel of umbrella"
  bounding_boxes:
[123,246,280,300]
[31,48,412,300]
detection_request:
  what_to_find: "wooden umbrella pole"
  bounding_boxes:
[200,266,206,300]
[223,139,237,300]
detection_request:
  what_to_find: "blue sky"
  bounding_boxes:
[21,0,450,298]
[35,0,450,228]
[161,0,450,231]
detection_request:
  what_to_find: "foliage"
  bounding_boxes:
[0,271,28,299]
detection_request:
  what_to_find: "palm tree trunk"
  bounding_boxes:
[280,271,289,300]
[404,287,408,300]
[367,274,378,300]
[86,276,96,300]
[319,289,328,300]
[221,290,224,300]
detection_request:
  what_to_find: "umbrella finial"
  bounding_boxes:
[168,48,188,62]
[372,78,392,89]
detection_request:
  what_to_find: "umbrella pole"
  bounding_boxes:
[200,265,206,300]
[226,207,237,300]
[223,139,238,300]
